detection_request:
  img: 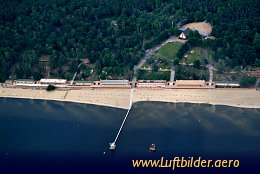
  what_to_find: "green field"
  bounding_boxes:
[137,70,170,81]
[184,47,204,64]
[183,47,214,65]
[158,42,183,59]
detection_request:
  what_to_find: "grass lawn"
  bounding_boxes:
[141,62,150,68]
[158,63,171,69]
[184,47,204,64]
[137,70,170,81]
[158,42,183,59]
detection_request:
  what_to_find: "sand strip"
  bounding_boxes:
[1,87,260,109]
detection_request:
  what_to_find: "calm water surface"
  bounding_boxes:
[0,98,259,173]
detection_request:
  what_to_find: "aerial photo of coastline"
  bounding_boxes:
[0,0,260,173]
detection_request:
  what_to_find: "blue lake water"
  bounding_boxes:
[0,98,259,173]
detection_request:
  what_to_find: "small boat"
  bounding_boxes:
[149,143,156,152]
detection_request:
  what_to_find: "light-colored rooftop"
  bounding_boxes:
[175,80,205,86]
[100,80,129,84]
[215,81,239,84]
[215,82,240,86]
[138,80,166,83]
[74,81,93,83]
[15,79,34,81]
[40,79,67,84]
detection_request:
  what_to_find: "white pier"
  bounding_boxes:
[109,89,134,150]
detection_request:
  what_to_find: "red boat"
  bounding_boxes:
[149,144,156,152]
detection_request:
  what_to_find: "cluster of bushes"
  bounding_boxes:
[239,76,257,88]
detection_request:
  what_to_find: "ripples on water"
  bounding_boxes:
[0,98,259,173]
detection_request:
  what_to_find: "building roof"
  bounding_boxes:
[74,81,93,83]
[38,55,50,62]
[138,80,166,83]
[215,81,240,86]
[40,79,67,83]
[179,32,186,39]
[80,58,89,64]
[15,79,34,82]
[205,36,216,40]
[100,80,129,84]
[175,80,205,86]
[182,28,191,35]
[215,81,239,84]
[111,20,118,25]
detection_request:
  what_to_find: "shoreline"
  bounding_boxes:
[0,96,129,110]
[0,87,131,110]
[1,87,260,109]
[134,88,260,109]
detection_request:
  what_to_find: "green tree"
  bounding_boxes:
[33,71,42,81]
[170,27,181,36]
[64,72,73,80]
[254,59,260,66]
[152,64,159,72]
[194,11,204,22]
[239,76,257,87]
[193,60,201,69]
[46,84,56,91]
[173,58,179,66]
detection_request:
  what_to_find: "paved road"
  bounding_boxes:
[132,36,186,82]
[206,64,217,83]
[70,63,83,85]
[256,78,260,88]
[209,67,213,83]
[170,66,175,82]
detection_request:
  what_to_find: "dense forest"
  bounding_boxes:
[0,0,259,82]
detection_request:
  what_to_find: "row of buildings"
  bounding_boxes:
[4,79,220,89]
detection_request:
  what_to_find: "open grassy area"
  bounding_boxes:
[158,62,171,70]
[184,47,204,64]
[145,54,171,69]
[158,42,183,59]
[141,55,160,68]
[137,70,170,81]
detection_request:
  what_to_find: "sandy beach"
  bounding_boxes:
[1,87,260,109]
[134,88,260,109]
[0,87,131,109]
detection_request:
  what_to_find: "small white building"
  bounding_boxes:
[136,80,166,88]
[14,79,35,84]
[175,80,206,87]
[172,80,215,88]
[215,82,240,88]
[92,80,131,88]
[39,79,67,85]
[74,81,93,86]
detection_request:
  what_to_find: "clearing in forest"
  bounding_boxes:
[180,22,212,36]
[158,42,183,59]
